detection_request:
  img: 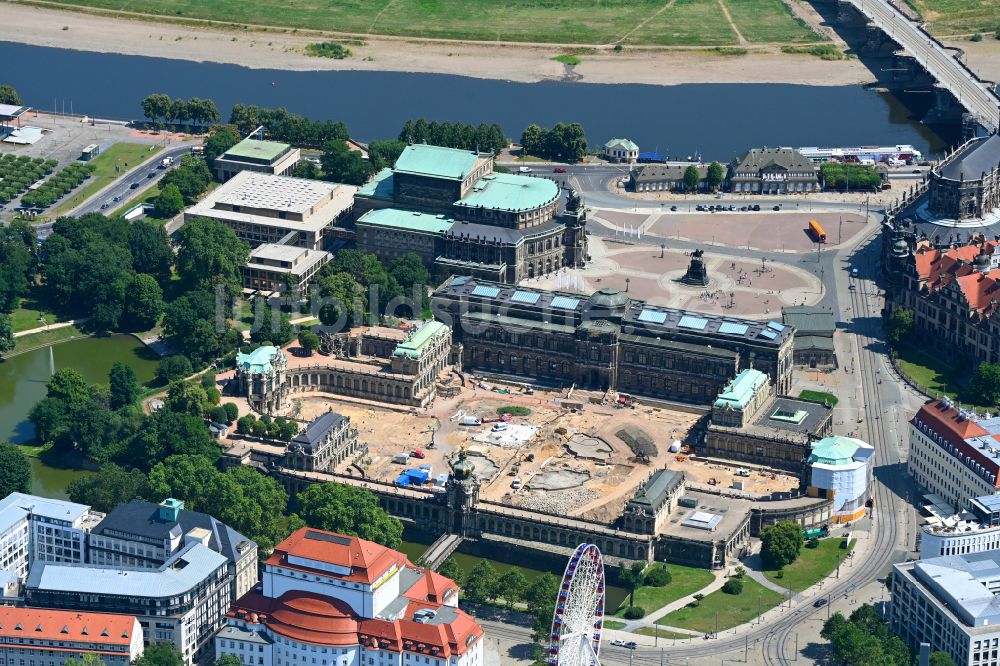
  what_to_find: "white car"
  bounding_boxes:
[492,422,508,432]
[610,639,626,647]
[511,477,522,490]
[518,166,532,173]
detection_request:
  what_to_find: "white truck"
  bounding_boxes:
[160,157,173,168]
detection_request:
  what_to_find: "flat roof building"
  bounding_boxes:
[782,305,837,368]
[0,607,143,666]
[184,171,356,250]
[921,495,1000,558]
[892,550,1000,666]
[214,137,300,182]
[243,243,331,295]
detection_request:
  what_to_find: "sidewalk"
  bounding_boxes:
[14,319,80,338]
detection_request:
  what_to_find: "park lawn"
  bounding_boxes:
[113,183,160,217]
[10,295,62,333]
[657,576,784,634]
[614,564,715,617]
[905,0,1000,35]
[632,626,694,639]
[625,0,738,46]
[723,0,821,43]
[55,143,162,215]
[762,538,854,593]
[798,390,838,407]
[895,339,992,410]
[603,620,626,630]
[13,326,83,355]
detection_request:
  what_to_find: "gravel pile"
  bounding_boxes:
[516,488,601,515]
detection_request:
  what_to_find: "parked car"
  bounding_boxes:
[553,167,567,173]
[813,598,828,608]
[752,204,761,211]
[625,642,638,650]
[670,205,677,211]
[610,639,626,647]
[411,449,426,459]
[511,477,522,490]
[772,205,780,211]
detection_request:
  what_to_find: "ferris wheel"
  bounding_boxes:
[548,543,606,666]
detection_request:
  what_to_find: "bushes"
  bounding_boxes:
[622,606,646,620]
[20,162,95,209]
[306,42,352,59]
[0,155,58,204]
[644,563,673,587]
[722,578,744,595]
[819,162,881,191]
[156,355,193,384]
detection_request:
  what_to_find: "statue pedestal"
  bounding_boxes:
[679,249,710,287]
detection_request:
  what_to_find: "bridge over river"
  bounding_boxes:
[840,0,1000,132]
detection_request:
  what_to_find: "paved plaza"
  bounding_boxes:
[526,237,824,319]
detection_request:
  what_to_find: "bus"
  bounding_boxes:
[809,220,827,243]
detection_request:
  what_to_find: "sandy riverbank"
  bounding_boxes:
[0,3,879,86]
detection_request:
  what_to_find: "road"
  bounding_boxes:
[845,0,999,131]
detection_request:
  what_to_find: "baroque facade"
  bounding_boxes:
[927,135,1000,221]
[283,411,362,472]
[431,277,795,403]
[354,144,587,283]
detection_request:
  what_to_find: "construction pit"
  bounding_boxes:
[293,381,800,522]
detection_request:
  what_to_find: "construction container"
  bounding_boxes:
[395,475,411,487]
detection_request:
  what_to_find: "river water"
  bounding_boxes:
[0,41,945,160]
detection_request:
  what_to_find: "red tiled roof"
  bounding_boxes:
[229,590,360,646]
[914,401,999,483]
[913,243,999,314]
[954,270,1000,315]
[0,608,136,647]
[403,569,459,606]
[266,528,404,585]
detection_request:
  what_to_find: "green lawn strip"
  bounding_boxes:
[12,326,84,355]
[603,620,627,630]
[55,143,162,215]
[798,390,838,407]
[632,626,694,639]
[912,0,1000,35]
[894,339,992,410]
[723,0,822,43]
[614,564,716,616]
[657,576,784,633]
[10,295,64,333]
[762,539,854,593]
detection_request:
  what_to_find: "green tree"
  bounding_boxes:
[438,557,465,586]
[297,330,320,355]
[0,84,23,105]
[146,454,220,509]
[123,273,164,331]
[140,93,173,124]
[0,314,14,357]
[223,402,239,423]
[929,652,957,666]
[368,139,407,172]
[212,466,291,550]
[138,410,219,465]
[320,140,373,185]
[203,126,241,165]
[251,300,295,345]
[160,155,213,203]
[0,442,31,496]
[463,560,498,604]
[166,380,209,417]
[65,654,105,666]
[315,271,365,327]
[760,521,803,569]
[886,307,914,345]
[210,405,229,424]
[174,217,250,293]
[236,414,256,435]
[683,165,701,192]
[722,577,744,594]
[520,124,543,156]
[291,159,320,179]
[295,482,403,548]
[67,463,148,512]
[128,221,172,283]
[133,641,184,666]
[214,656,243,666]
[153,183,185,218]
[109,362,140,410]
[156,355,193,384]
[0,220,37,313]
[706,161,725,190]
[497,569,528,609]
[618,561,646,607]
[972,362,1000,406]
[644,562,672,587]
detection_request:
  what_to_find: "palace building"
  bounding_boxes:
[214,527,484,666]
[927,135,1000,221]
[431,277,795,402]
[354,144,587,283]
[727,147,819,194]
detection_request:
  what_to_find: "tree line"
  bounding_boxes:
[820,162,882,191]
[822,604,954,666]
[140,94,221,128]
[229,104,350,149]
[519,123,588,162]
[398,118,507,155]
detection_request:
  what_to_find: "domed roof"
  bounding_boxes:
[892,237,910,257]
[589,287,628,310]
[452,448,475,481]
[266,591,360,645]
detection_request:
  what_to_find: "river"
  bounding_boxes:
[0,41,946,160]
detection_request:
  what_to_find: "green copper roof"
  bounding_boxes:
[454,172,559,213]
[237,346,281,374]
[808,436,868,466]
[713,368,768,409]
[393,321,448,359]
[394,144,480,181]
[357,208,454,234]
[222,138,291,162]
[357,167,394,200]
[605,138,639,152]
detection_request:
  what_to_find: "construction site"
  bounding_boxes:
[294,374,801,524]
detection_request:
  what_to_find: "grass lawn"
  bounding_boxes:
[723,0,821,43]
[603,620,626,630]
[10,295,63,333]
[12,326,84,355]
[46,0,822,46]
[762,538,854,593]
[894,339,992,410]
[905,0,1000,36]
[614,564,715,617]
[798,390,839,407]
[632,627,694,639]
[55,143,162,215]
[657,576,784,634]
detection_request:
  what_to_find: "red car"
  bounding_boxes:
[553,167,567,173]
